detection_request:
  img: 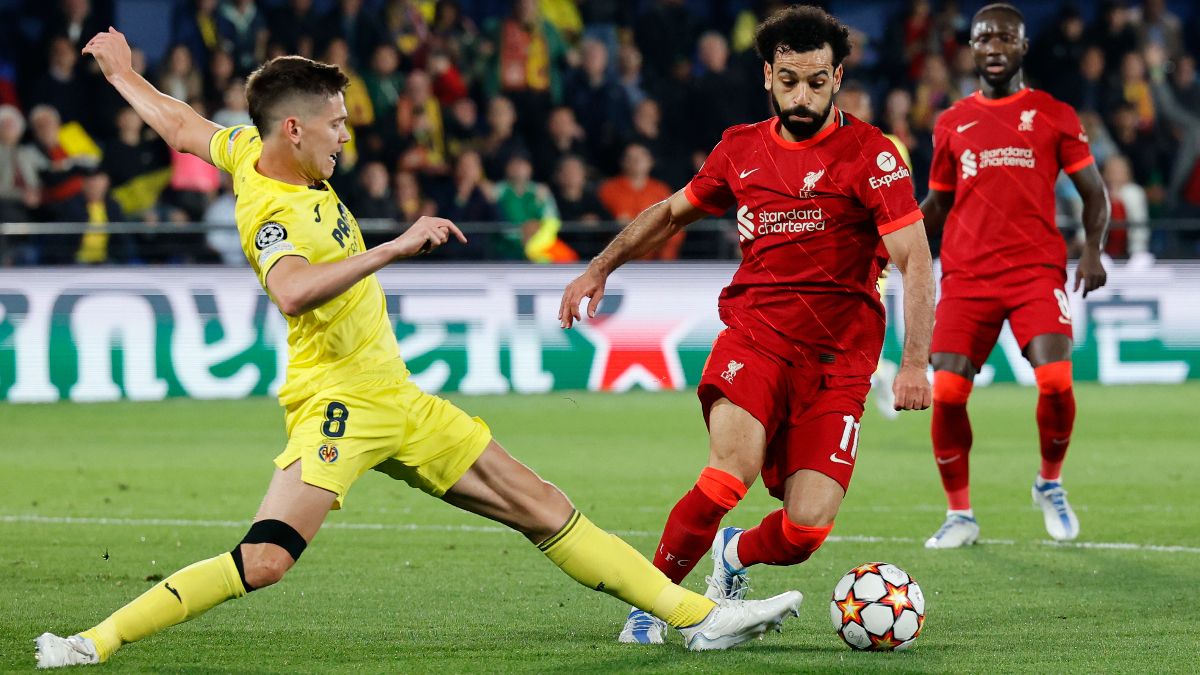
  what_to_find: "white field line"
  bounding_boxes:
[3,514,1199,555]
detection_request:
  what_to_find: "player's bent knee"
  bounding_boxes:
[231,519,309,591]
[784,502,838,529]
[238,545,295,589]
[930,353,976,380]
[1033,361,1073,394]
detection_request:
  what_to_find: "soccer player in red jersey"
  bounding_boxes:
[559,6,935,644]
[920,4,1110,549]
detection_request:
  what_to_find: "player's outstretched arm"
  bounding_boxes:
[882,222,935,411]
[83,27,221,163]
[558,189,706,328]
[919,189,955,237]
[1067,163,1110,297]
[267,216,465,316]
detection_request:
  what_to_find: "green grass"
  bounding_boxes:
[1,384,1198,673]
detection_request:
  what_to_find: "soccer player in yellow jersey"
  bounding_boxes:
[33,28,803,667]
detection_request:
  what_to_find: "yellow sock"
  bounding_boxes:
[538,511,715,628]
[80,552,246,661]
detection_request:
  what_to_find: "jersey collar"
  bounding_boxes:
[971,87,1032,107]
[249,164,330,193]
[769,107,844,150]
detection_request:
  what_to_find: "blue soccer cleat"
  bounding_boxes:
[704,527,750,601]
[1033,478,1080,541]
[617,607,668,644]
[924,512,980,549]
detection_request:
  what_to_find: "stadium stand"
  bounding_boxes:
[1,0,1199,264]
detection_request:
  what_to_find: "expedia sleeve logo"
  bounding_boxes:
[254,222,287,250]
[868,151,911,189]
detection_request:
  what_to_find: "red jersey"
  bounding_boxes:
[929,88,1094,288]
[685,111,922,376]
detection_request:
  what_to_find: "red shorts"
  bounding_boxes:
[933,270,1073,369]
[697,329,871,499]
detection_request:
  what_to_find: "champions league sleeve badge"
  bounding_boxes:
[254,222,288,249]
[254,221,296,265]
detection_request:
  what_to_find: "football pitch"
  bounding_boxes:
[2,383,1197,673]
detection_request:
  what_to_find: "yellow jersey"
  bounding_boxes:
[208,125,404,406]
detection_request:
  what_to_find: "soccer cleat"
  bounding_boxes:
[924,512,980,549]
[678,591,802,651]
[704,527,751,601]
[34,633,98,669]
[1033,479,1080,541]
[617,608,668,644]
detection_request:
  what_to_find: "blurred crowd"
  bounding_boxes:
[0,0,1198,265]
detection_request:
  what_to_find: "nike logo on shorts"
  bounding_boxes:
[738,168,759,179]
[829,453,853,466]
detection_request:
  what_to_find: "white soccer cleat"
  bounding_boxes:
[924,512,980,549]
[1033,479,1080,541]
[704,527,751,601]
[678,591,802,651]
[617,608,668,644]
[34,633,98,669]
[871,359,901,420]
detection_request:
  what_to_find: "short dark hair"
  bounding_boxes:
[754,6,852,67]
[974,3,1024,25]
[246,56,349,131]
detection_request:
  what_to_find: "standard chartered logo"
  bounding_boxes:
[961,146,1035,180]
[961,149,978,179]
[736,204,825,242]
[737,205,756,241]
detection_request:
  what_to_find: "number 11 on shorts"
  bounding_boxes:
[831,415,860,466]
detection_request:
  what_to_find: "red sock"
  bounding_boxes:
[931,370,973,511]
[652,467,746,583]
[737,509,833,567]
[1034,361,1075,481]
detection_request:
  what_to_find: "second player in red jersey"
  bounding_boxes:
[560,6,935,645]
[686,110,923,378]
[930,87,1094,286]
[921,3,1110,550]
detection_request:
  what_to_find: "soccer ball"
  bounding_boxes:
[830,562,925,651]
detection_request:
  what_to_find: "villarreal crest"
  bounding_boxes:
[317,443,339,463]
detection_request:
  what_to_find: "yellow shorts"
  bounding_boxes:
[274,370,492,509]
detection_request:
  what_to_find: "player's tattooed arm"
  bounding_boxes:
[918,189,955,237]
[558,190,706,328]
[83,27,221,164]
[1067,163,1109,297]
[882,223,935,411]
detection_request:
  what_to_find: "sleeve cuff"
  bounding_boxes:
[260,251,309,284]
[877,208,924,236]
[683,183,727,216]
[1064,155,1095,175]
[928,179,955,192]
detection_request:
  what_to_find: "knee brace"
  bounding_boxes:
[231,519,308,592]
[1034,361,1072,394]
[933,370,973,405]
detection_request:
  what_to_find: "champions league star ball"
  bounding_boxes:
[830,562,925,650]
